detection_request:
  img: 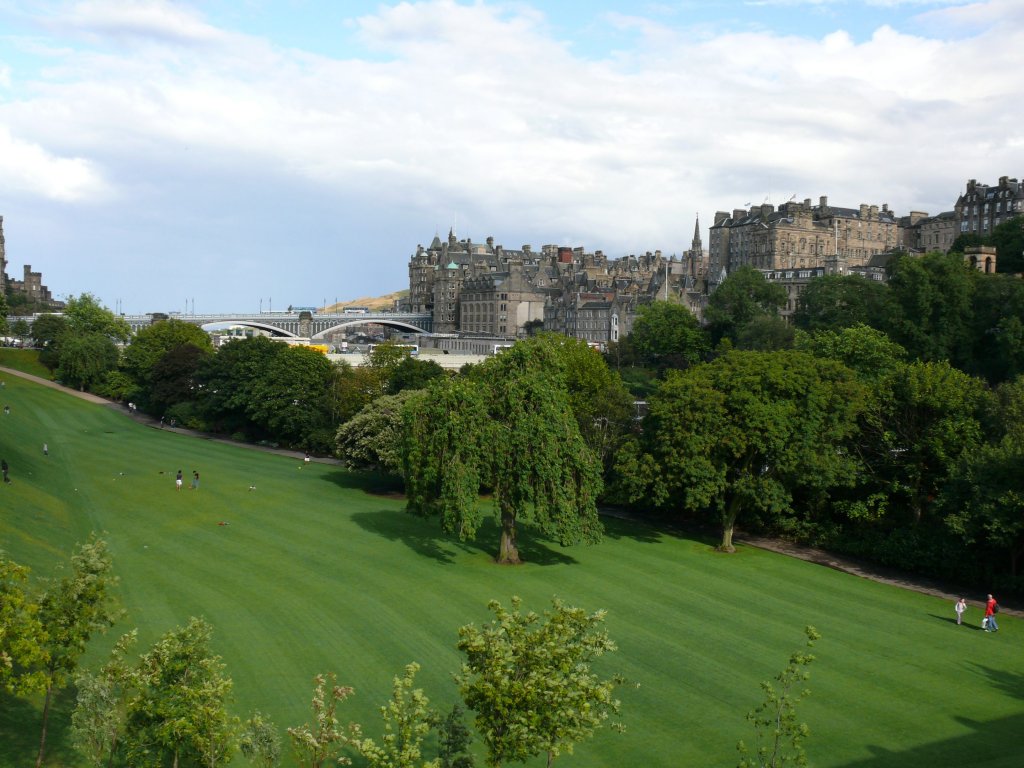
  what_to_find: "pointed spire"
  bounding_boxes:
[691,214,702,252]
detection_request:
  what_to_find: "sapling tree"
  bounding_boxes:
[456,596,625,767]
[356,662,439,768]
[70,631,138,767]
[240,711,282,768]
[288,673,361,768]
[737,626,821,768]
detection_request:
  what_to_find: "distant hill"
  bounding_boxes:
[322,290,408,313]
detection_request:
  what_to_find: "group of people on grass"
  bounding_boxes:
[955,594,1001,631]
[175,469,200,490]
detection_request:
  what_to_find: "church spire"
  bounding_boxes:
[691,214,702,253]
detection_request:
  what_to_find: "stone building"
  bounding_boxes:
[708,196,899,289]
[404,219,707,348]
[0,216,58,306]
[955,176,1024,238]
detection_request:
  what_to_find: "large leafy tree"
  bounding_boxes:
[404,339,603,564]
[627,301,709,370]
[337,389,425,476]
[704,266,787,345]
[56,332,120,391]
[989,214,1024,274]
[122,318,214,406]
[63,293,131,342]
[964,273,1024,384]
[31,313,69,369]
[247,345,337,450]
[0,553,48,696]
[124,617,235,768]
[792,273,891,333]
[883,252,975,367]
[620,350,865,551]
[34,536,120,768]
[868,360,989,526]
[196,336,285,435]
[456,597,623,768]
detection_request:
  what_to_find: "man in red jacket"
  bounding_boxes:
[984,594,999,632]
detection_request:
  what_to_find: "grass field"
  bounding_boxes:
[1,370,1023,768]
[0,348,52,380]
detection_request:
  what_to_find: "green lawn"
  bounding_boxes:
[0,349,52,380]
[1,374,1022,768]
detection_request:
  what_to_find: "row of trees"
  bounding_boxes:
[3,541,627,767]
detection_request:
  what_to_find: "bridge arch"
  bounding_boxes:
[199,321,301,338]
[311,319,430,339]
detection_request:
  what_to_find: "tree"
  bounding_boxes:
[240,711,282,768]
[871,360,989,525]
[627,301,709,370]
[63,293,131,342]
[387,356,446,395]
[621,350,865,551]
[0,552,48,696]
[456,597,623,768]
[737,626,821,768]
[247,345,337,450]
[288,673,361,768]
[31,313,69,369]
[735,316,794,351]
[404,340,604,564]
[10,317,30,343]
[196,336,285,435]
[56,332,120,391]
[337,390,425,476]
[430,704,474,768]
[35,536,120,768]
[122,318,214,407]
[882,252,975,367]
[124,617,235,768]
[70,631,138,768]
[989,214,1024,274]
[148,343,212,414]
[963,273,1024,384]
[794,324,906,384]
[704,266,787,344]
[356,663,439,768]
[792,274,891,333]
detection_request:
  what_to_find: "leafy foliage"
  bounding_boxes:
[0,553,47,696]
[240,711,282,768]
[456,597,624,767]
[628,301,709,369]
[705,266,787,344]
[356,663,439,768]
[288,673,361,768]
[337,390,424,475]
[737,626,821,768]
[70,631,138,768]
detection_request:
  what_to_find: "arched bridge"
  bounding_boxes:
[10,311,433,338]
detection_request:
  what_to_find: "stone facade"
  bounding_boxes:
[708,197,899,289]
[955,176,1024,238]
[403,220,708,348]
[0,216,58,306]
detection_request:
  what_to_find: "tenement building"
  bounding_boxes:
[955,176,1024,238]
[403,220,709,348]
[708,196,899,290]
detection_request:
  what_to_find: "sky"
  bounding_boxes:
[1,0,1022,314]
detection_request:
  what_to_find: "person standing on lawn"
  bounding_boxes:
[984,594,999,632]
[955,598,967,626]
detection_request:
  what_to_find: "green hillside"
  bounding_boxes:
[1,372,1021,767]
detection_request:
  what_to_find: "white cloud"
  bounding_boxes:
[0,124,110,201]
[43,0,226,45]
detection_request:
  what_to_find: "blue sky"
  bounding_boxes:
[1,0,1021,313]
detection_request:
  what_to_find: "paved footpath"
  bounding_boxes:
[4,365,1018,617]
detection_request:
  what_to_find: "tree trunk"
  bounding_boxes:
[497,508,521,564]
[719,498,739,553]
[35,683,53,768]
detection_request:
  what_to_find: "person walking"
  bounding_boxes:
[175,469,183,491]
[43,442,48,457]
[1,458,8,483]
[984,594,999,632]
[191,471,199,490]
[955,598,967,625]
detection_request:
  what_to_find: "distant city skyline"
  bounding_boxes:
[1,0,1022,314]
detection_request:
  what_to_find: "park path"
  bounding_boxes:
[3,365,1017,617]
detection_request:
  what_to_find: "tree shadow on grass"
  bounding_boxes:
[350,509,579,567]
[834,712,1024,768]
[320,468,405,497]
[968,663,1024,701]
[0,686,77,768]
